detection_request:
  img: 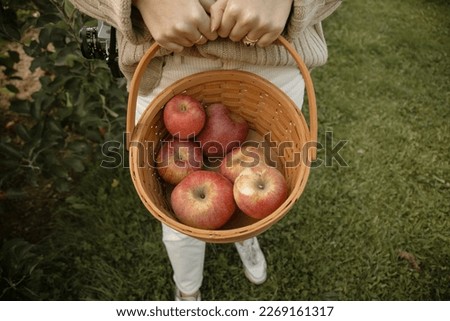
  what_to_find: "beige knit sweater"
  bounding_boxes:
[69,0,341,94]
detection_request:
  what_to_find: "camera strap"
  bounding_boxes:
[107,27,123,78]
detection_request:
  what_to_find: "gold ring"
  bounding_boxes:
[194,34,204,44]
[243,35,259,47]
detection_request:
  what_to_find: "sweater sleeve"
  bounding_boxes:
[68,0,151,44]
[287,0,342,37]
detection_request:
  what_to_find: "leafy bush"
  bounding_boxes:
[0,0,127,194]
[1,0,127,298]
[0,238,43,299]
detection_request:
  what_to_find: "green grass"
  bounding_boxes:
[2,0,449,300]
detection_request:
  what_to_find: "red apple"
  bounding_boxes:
[163,94,206,139]
[219,145,267,183]
[156,137,203,185]
[196,103,249,158]
[233,163,288,219]
[171,171,236,229]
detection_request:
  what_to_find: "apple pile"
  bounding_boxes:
[156,94,288,230]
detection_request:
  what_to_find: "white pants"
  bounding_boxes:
[136,55,305,295]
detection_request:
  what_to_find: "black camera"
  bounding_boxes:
[79,21,123,78]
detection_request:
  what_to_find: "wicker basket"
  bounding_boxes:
[126,36,317,243]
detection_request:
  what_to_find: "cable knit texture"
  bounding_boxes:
[69,0,341,94]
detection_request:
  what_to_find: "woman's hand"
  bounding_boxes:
[199,0,216,13]
[210,0,293,47]
[133,0,218,52]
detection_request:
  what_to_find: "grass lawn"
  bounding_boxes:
[2,0,449,300]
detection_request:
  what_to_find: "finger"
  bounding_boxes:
[158,41,185,53]
[171,45,185,53]
[217,15,235,38]
[167,24,204,47]
[210,0,227,32]
[196,11,218,41]
[189,33,208,46]
[217,2,238,38]
[245,27,265,41]
[171,35,196,48]
[228,11,261,42]
[199,0,216,14]
[256,32,280,47]
[231,24,268,44]
[228,23,250,42]
[152,26,195,49]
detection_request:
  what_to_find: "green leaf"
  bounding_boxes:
[38,27,52,48]
[0,142,23,160]
[46,119,63,135]
[9,100,30,114]
[47,27,68,48]
[7,50,20,63]
[0,24,21,42]
[5,84,19,93]
[0,56,14,70]
[30,102,41,120]
[64,1,76,17]
[36,13,60,27]
[14,124,31,141]
[30,94,55,119]
[29,55,48,72]
[29,122,44,138]
[64,54,80,68]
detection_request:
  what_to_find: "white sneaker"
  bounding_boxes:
[235,237,267,285]
[175,288,201,301]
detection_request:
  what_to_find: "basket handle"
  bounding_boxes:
[126,36,318,160]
